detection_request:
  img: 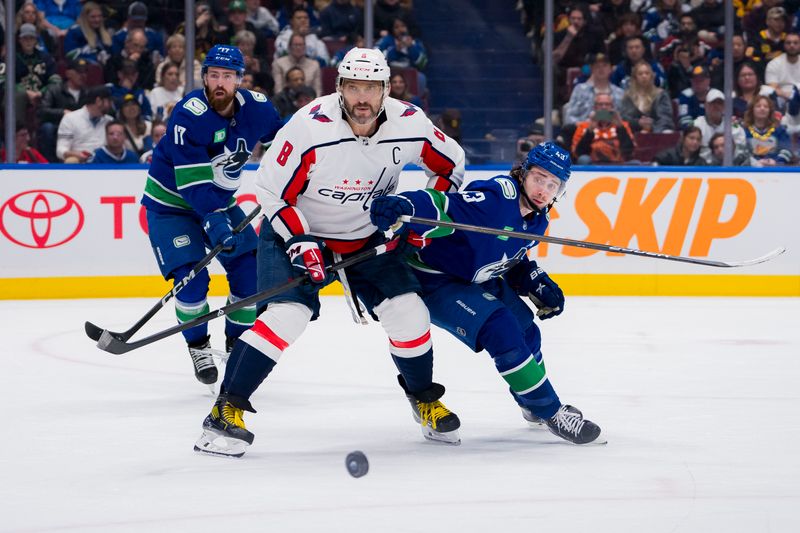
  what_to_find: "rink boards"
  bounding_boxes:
[0,164,797,298]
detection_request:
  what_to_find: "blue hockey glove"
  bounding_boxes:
[370,195,414,232]
[286,235,328,284]
[526,264,564,320]
[203,211,245,257]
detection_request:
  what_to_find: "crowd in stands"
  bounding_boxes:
[521,0,800,166]
[0,0,426,164]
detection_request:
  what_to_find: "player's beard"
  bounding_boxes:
[207,87,236,113]
[344,99,381,125]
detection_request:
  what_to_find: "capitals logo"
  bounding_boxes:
[309,104,332,123]
[400,102,418,117]
[210,138,251,189]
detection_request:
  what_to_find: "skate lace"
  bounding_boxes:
[418,401,451,430]
[189,346,216,371]
[552,406,585,436]
[221,404,247,429]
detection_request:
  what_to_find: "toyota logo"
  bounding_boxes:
[0,190,84,248]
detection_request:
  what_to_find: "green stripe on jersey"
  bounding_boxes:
[176,301,210,323]
[421,189,454,239]
[500,355,547,394]
[175,164,214,189]
[144,176,192,210]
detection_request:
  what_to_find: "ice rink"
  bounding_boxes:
[2,295,799,533]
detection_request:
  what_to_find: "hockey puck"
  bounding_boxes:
[345,451,369,478]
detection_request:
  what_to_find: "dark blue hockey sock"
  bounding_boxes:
[221,340,277,401]
[392,349,434,394]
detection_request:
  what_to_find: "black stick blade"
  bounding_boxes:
[96,330,132,355]
[85,321,105,341]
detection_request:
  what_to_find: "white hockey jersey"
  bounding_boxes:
[255,94,466,253]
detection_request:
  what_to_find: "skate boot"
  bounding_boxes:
[187,335,218,385]
[545,404,604,445]
[398,375,461,445]
[521,404,582,428]
[194,393,256,458]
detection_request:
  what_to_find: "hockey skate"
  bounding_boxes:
[398,375,461,445]
[194,394,255,458]
[521,404,582,428]
[187,336,218,386]
[545,405,605,445]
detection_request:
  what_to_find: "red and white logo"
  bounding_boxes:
[0,190,84,248]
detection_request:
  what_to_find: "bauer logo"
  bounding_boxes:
[0,190,84,249]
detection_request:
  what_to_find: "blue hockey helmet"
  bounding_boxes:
[202,45,246,77]
[522,141,572,183]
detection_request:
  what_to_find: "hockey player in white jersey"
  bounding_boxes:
[194,48,466,457]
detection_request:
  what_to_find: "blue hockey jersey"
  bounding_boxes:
[399,176,550,284]
[142,88,282,216]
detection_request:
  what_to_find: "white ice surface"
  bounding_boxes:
[2,296,799,533]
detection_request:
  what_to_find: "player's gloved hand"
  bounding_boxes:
[370,195,414,232]
[285,235,328,284]
[526,263,565,320]
[391,229,430,258]
[203,211,245,257]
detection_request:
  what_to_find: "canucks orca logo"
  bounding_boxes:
[309,104,332,123]
[210,138,251,188]
[400,102,418,117]
[472,248,528,284]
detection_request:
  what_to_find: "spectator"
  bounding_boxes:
[14,23,60,124]
[678,65,712,128]
[177,1,227,62]
[38,57,88,162]
[235,30,264,76]
[56,84,113,163]
[516,121,546,163]
[273,33,322,95]
[692,0,725,39]
[654,126,707,165]
[105,29,156,91]
[246,0,280,37]
[389,71,423,108]
[710,34,762,89]
[693,88,748,161]
[553,4,606,102]
[148,63,183,123]
[742,94,793,165]
[766,32,800,99]
[139,120,167,164]
[274,7,331,66]
[16,1,57,55]
[620,62,676,133]
[106,59,154,120]
[706,132,751,165]
[155,33,202,90]
[276,0,321,35]
[64,2,112,65]
[117,94,152,156]
[655,13,713,69]
[606,12,645,66]
[272,66,313,118]
[35,0,81,33]
[564,52,624,125]
[0,125,48,163]
[433,108,463,145]
[611,36,667,89]
[734,62,778,117]
[110,2,165,62]
[377,18,428,71]
[319,0,362,41]
[89,120,139,164]
[571,93,636,164]
[743,0,784,38]
[331,32,364,66]
[643,0,686,44]
[667,45,697,98]
[598,0,633,39]
[753,6,788,62]
[225,0,268,58]
[374,0,419,39]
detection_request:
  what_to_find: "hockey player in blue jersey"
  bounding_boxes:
[370,142,604,445]
[141,45,282,386]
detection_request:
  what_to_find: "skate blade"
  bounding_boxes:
[421,426,461,446]
[193,429,249,458]
[546,428,608,446]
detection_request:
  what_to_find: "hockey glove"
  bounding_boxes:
[370,195,414,232]
[526,264,564,320]
[393,229,431,258]
[286,235,328,284]
[203,211,245,257]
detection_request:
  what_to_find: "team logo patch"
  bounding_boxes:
[309,104,332,123]
[213,129,226,143]
[173,235,191,248]
[249,90,267,102]
[496,178,517,200]
[211,138,251,180]
[400,102,418,117]
[182,97,207,116]
[456,327,467,337]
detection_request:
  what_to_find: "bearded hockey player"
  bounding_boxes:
[142,45,282,387]
[370,142,604,445]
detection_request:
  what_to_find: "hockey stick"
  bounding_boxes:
[84,205,262,343]
[93,238,399,355]
[401,216,786,268]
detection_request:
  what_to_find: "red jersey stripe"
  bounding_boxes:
[390,330,431,349]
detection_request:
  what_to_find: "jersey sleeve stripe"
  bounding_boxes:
[420,140,456,182]
[280,148,317,201]
[273,206,307,237]
[175,164,214,189]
